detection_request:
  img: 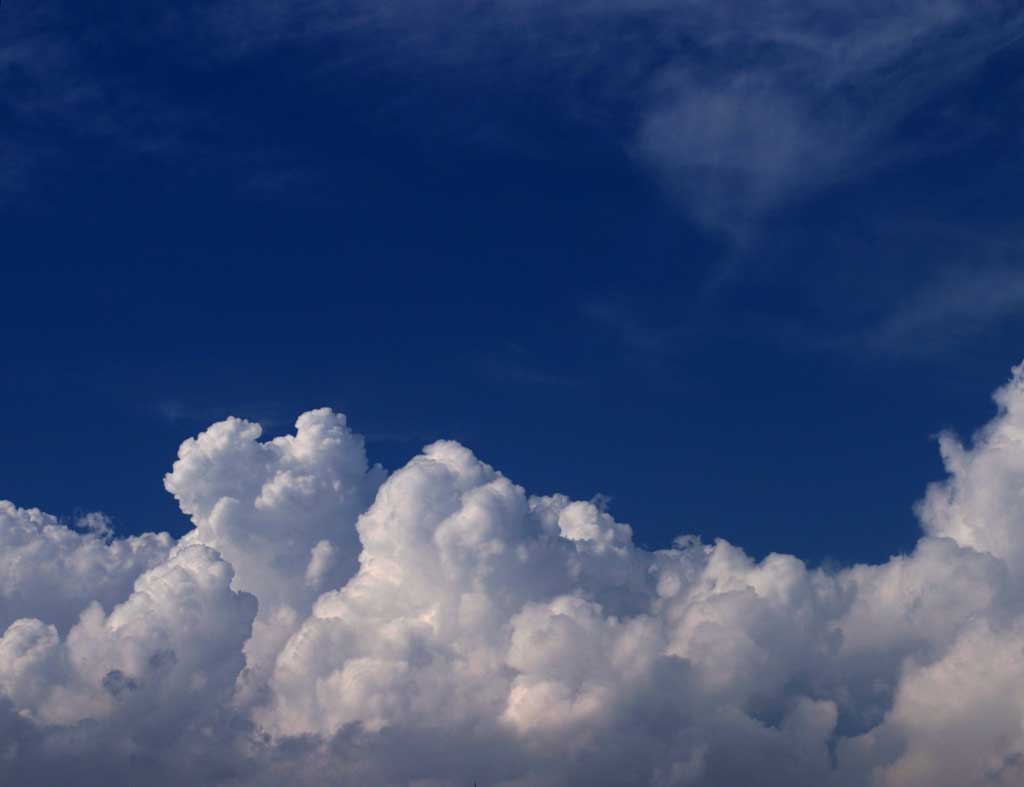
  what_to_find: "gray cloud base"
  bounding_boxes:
[5,369,1024,785]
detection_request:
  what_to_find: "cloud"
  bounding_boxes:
[0,543,256,728]
[164,408,385,706]
[182,0,1024,232]
[626,1,1024,231]
[5,366,1024,783]
[4,1,1021,229]
[865,266,1024,357]
[0,501,172,634]
[0,4,188,203]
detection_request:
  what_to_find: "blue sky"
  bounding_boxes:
[4,0,1024,566]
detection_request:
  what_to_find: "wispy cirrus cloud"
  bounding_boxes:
[866,264,1024,357]
[193,0,1024,232]
[3,1,1022,230]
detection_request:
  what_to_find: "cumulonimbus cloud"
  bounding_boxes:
[5,366,1024,785]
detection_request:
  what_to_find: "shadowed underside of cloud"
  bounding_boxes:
[4,366,1024,784]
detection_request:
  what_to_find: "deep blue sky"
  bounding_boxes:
[3,1,1024,565]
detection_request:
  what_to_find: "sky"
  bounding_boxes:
[4,3,1024,785]
[3,1,1024,565]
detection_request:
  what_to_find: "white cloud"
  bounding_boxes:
[0,501,172,633]
[164,408,384,706]
[5,365,1024,783]
[0,543,256,728]
[919,363,1024,570]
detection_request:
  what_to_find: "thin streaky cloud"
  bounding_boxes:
[2,1,1022,231]
[866,265,1024,358]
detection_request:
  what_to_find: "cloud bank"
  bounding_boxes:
[5,367,1024,784]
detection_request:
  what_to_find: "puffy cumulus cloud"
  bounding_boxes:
[0,544,255,727]
[837,617,1024,787]
[165,408,383,606]
[919,366,1024,573]
[0,501,172,633]
[164,408,384,704]
[7,368,1024,784]
[262,441,648,743]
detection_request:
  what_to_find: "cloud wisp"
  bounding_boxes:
[4,367,1024,784]
[3,1,1021,229]
[865,265,1024,358]
[169,0,1024,231]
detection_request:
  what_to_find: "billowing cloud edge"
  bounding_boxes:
[4,369,1024,785]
